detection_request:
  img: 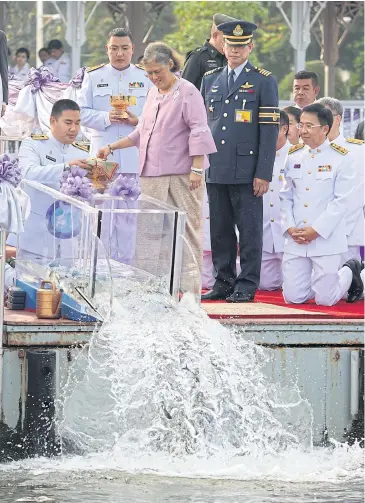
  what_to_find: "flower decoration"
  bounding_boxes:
[25,66,60,93]
[60,165,94,202]
[0,154,22,187]
[107,174,141,200]
[70,67,86,89]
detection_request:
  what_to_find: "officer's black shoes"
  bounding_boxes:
[226,291,255,303]
[201,288,233,301]
[344,259,363,303]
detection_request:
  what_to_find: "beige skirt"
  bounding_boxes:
[139,173,204,295]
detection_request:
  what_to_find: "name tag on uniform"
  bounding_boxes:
[318,165,332,172]
[235,110,252,123]
[97,83,108,88]
[46,155,56,162]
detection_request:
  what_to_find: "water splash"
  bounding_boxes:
[57,278,313,465]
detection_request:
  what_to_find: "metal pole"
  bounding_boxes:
[0,229,6,417]
[36,0,44,67]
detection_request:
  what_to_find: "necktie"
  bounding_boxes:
[228,69,235,92]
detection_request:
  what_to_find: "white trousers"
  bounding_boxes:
[341,245,361,265]
[282,253,353,306]
[259,251,283,291]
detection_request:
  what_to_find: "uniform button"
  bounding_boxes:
[225,99,229,104]
[317,148,321,153]
[211,99,214,102]
[222,126,226,130]
[311,155,315,158]
[270,203,274,207]
[223,113,228,117]
[304,204,308,207]
[306,187,310,191]
[270,189,274,192]
[250,151,253,154]
[270,218,274,222]
[221,140,225,144]
[303,220,307,224]
[308,171,312,174]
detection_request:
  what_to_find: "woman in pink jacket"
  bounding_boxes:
[97,42,217,294]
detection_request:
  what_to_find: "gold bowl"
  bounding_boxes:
[110,95,137,119]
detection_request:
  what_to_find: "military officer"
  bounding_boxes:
[8,99,90,256]
[182,13,236,90]
[201,20,279,302]
[46,40,71,82]
[317,97,364,266]
[18,99,89,189]
[260,110,291,291]
[280,103,363,306]
[78,28,153,177]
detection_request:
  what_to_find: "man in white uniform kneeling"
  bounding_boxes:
[259,109,290,290]
[280,103,363,306]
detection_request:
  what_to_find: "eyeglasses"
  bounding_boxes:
[296,123,323,130]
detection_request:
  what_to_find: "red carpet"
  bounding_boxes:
[202,290,364,320]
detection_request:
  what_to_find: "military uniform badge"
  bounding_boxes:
[86,63,105,73]
[289,143,305,154]
[31,134,49,140]
[72,142,90,153]
[330,143,349,155]
[346,137,364,145]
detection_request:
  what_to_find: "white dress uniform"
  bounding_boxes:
[78,63,153,175]
[280,139,357,306]
[259,140,290,290]
[8,134,90,257]
[10,62,30,80]
[45,53,71,82]
[330,134,364,264]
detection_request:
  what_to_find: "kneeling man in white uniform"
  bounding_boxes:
[280,103,363,306]
[259,109,291,290]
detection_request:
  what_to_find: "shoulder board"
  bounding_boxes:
[72,142,90,153]
[255,67,272,77]
[135,63,145,70]
[86,63,105,73]
[288,143,305,154]
[31,134,48,140]
[203,67,223,77]
[72,141,90,152]
[330,142,349,155]
[346,137,364,145]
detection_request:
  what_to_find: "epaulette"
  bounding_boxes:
[288,143,305,154]
[330,142,349,155]
[255,67,272,77]
[135,63,145,70]
[86,63,105,73]
[203,67,223,77]
[31,134,48,140]
[72,142,90,153]
[346,137,364,145]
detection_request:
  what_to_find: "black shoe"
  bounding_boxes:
[344,259,363,303]
[201,288,232,301]
[226,291,255,303]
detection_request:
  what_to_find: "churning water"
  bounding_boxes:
[0,279,364,502]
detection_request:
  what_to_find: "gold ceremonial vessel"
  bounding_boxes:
[87,157,119,192]
[110,94,137,119]
[36,280,62,320]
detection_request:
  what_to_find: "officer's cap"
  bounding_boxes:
[213,13,237,27]
[217,20,257,45]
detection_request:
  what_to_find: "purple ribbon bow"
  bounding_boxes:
[60,165,94,202]
[70,66,86,89]
[0,154,22,187]
[25,66,60,93]
[108,175,141,200]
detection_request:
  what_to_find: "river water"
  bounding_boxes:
[0,281,364,502]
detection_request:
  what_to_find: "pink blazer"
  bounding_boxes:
[128,77,217,176]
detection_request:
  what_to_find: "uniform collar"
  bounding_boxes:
[331,132,345,144]
[108,62,134,76]
[203,40,220,57]
[227,60,248,79]
[49,133,70,152]
[306,138,330,154]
